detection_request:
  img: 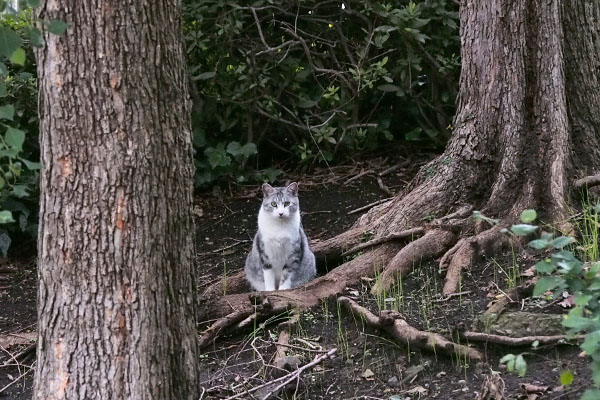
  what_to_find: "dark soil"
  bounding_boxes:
[0,156,593,399]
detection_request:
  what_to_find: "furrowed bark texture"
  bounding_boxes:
[353,0,600,239]
[33,1,199,399]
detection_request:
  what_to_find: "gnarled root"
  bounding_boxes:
[371,229,458,295]
[338,296,483,361]
[198,243,401,322]
[441,227,506,295]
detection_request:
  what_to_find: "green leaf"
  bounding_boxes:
[297,99,319,108]
[515,354,527,377]
[550,236,575,249]
[528,239,550,250]
[28,0,41,6]
[28,27,43,47]
[204,146,230,168]
[193,71,216,80]
[0,104,14,120]
[9,48,25,66]
[510,224,538,235]
[240,143,257,158]
[0,27,22,58]
[562,315,593,331]
[533,276,563,296]
[582,389,600,400]
[5,127,25,150]
[0,82,7,97]
[0,232,10,256]
[535,260,554,274]
[21,159,41,170]
[559,370,574,386]
[581,331,600,356]
[520,209,537,223]
[0,210,14,224]
[11,185,29,198]
[378,84,402,92]
[47,19,68,36]
[226,141,242,157]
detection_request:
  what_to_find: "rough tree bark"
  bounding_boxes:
[199,0,600,324]
[33,1,199,399]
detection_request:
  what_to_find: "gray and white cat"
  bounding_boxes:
[245,182,316,291]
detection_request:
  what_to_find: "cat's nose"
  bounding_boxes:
[278,212,284,217]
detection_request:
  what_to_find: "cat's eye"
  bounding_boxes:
[284,201,290,207]
[270,202,277,207]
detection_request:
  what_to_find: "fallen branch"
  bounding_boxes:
[338,296,483,361]
[377,176,394,196]
[347,198,393,215]
[199,309,252,349]
[574,174,600,189]
[461,331,584,346]
[344,169,374,185]
[225,348,337,400]
[0,366,34,395]
[340,227,425,258]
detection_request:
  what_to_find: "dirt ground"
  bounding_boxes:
[0,155,594,399]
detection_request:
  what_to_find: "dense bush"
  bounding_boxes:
[0,7,42,254]
[183,0,460,186]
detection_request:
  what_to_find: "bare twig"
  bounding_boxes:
[199,309,252,349]
[347,197,393,215]
[376,176,394,196]
[225,348,337,400]
[340,227,425,258]
[0,365,34,394]
[344,169,374,185]
[461,331,584,346]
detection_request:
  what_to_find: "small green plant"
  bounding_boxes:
[506,208,600,399]
[500,353,527,377]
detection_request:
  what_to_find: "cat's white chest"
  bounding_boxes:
[258,210,300,270]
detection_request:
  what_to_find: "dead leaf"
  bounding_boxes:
[559,295,575,308]
[361,368,375,380]
[193,206,204,218]
[406,385,427,395]
[0,332,36,349]
[522,266,536,277]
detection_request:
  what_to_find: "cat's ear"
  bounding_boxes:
[262,183,275,197]
[286,182,299,196]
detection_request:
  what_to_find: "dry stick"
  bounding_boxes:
[376,176,394,196]
[199,309,252,349]
[461,331,584,346]
[347,197,393,215]
[340,227,425,258]
[338,297,483,361]
[0,366,33,394]
[574,174,600,189]
[275,310,300,362]
[378,161,409,177]
[225,348,337,400]
[344,169,374,185]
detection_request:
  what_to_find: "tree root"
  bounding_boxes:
[574,173,600,189]
[198,243,401,322]
[461,331,583,346]
[371,229,458,294]
[338,296,483,361]
[441,227,505,295]
[198,308,251,349]
[340,227,425,258]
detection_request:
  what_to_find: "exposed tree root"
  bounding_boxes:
[338,296,483,361]
[274,310,300,371]
[574,174,600,189]
[371,229,458,294]
[461,331,583,346]
[198,243,401,322]
[340,227,425,258]
[442,227,505,295]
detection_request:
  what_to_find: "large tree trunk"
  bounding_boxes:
[33,1,199,399]
[198,0,600,322]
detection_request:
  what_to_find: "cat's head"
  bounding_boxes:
[261,182,300,220]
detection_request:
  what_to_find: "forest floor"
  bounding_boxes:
[0,153,593,399]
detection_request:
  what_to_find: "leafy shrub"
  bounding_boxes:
[0,6,43,254]
[500,209,600,400]
[183,0,460,185]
